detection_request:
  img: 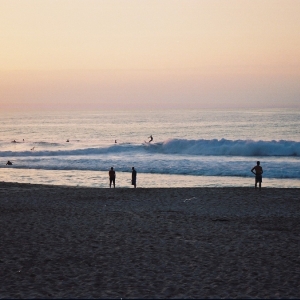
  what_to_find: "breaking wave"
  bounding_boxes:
[1,139,300,157]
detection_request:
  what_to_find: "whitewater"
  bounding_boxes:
[1,109,300,187]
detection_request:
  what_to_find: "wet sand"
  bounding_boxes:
[0,182,299,298]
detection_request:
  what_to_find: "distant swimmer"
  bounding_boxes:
[251,161,263,189]
[109,167,116,188]
[148,135,153,143]
[6,160,13,165]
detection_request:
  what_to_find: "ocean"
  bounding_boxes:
[1,109,300,188]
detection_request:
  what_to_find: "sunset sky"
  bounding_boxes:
[1,0,300,111]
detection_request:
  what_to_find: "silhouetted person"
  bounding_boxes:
[109,167,116,188]
[6,160,12,165]
[12,140,16,143]
[148,135,153,143]
[251,161,263,189]
[131,167,137,188]
[115,140,117,143]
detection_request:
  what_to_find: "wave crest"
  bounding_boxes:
[161,139,300,156]
[0,139,299,157]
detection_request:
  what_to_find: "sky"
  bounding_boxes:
[0,0,300,111]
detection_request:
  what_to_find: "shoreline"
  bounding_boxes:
[2,168,300,188]
[1,180,300,189]
[1,183,299,298]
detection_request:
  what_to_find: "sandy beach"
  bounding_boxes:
[0,182,299,299]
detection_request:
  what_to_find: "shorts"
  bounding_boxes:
[255,175,262,183]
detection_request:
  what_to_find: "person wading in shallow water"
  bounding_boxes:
[131,167,137,188]
[251,161,263,189]
[109,167,116,188]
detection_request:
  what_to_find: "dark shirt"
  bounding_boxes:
[132,169,137,180]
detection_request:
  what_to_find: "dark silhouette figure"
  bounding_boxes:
[251,161,263,189]
[6,160,13,165]
[131,167,137,188]
[109,167,116,188]
[148,135,153,143]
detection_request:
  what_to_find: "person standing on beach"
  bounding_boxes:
[251,161,263,189]
[131,167,137,188]
[109,167,116,188]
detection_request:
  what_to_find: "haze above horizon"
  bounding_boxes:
[1,0,299,111]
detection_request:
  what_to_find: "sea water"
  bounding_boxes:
[1,109,300,188]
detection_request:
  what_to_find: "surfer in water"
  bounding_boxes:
[148,135,153,143]
[251,161,263,189]
[6,160,13,165]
